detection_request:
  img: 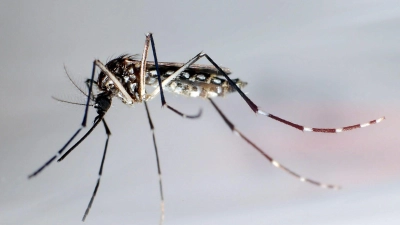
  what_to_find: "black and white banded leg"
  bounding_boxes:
[209,99,340,189]
[27,128,82,178]
[82,118,111,221]
[144,102,165,225]
[202,53,385,133]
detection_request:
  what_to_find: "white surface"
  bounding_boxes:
[1,1,399,225]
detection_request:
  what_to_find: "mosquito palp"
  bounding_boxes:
[28,33,384,223]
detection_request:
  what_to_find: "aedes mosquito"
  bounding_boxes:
[28,33,385,223]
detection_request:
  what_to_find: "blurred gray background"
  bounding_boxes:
[1,1,399,225]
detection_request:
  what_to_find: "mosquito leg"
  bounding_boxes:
[138,34,150,100]
[58,114,104,162]
[28,62,99,178]
[146,33,202,119]
[144,102,165,225]
[82,61,98,126]
[200,53,385,133]
[209,98,340,189]
[27,129,82,178]
[82,119,111,222]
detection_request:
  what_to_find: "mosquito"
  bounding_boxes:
[28,33,385,223]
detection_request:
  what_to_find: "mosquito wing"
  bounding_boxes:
[146,61,232,75]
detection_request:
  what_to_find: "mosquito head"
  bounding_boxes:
[94,92,112,115]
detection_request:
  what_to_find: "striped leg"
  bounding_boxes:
[209,99,340,189]
[201,54,385,133]
[82,119,111,222]
[28,128,82,178]
[262,112,385,133]
[144,102,165,225]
